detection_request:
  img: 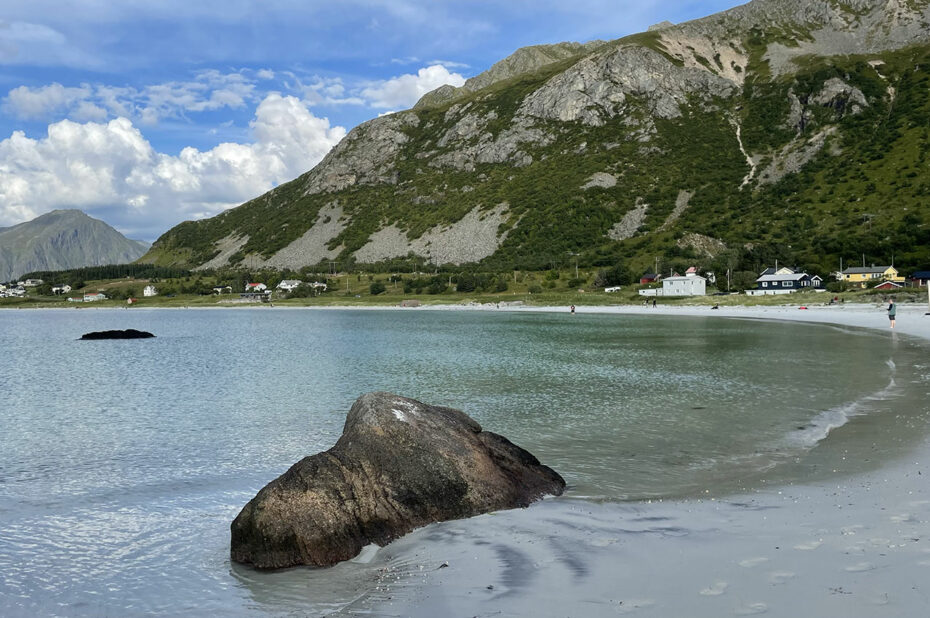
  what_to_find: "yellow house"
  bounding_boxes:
[839,265,904,288]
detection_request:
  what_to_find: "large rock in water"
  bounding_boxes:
[231,392,565,568]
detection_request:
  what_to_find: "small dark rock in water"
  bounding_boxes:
[231,392,565,569]
[80,329,155,340]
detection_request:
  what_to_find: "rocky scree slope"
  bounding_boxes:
[144,0,930,276]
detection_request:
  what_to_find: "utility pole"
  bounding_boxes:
[567,252,579,279]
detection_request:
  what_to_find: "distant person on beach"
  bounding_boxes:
[888,299,896,329]
[570,304,575,314]
[652,299,657,308]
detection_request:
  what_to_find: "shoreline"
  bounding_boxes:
[312,303,930,617]
[6,301,929,616]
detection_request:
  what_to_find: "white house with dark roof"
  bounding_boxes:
[747,266,824,295]
[276,279,303,292]
[143,285,158,297]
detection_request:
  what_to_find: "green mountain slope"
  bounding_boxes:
[0,210,150,281]
[143,0,930,278]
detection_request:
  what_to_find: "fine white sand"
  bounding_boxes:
[327,301,930,617]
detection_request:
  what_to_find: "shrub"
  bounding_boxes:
[566,277,585,288]
[369,281,386,295]
[456,273,477,292]
[528,284,543,294]
[427,280,447,294]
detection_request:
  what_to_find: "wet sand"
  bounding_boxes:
[329,302,930,617]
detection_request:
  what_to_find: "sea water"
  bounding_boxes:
[1,308,929,616]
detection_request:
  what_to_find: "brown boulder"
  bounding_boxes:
[230,392,565,568]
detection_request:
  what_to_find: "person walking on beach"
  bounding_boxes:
[570,304,575,314]
[888,298,896,329]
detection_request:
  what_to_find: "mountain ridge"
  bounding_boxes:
[0,210,150,281]
[142,0,930,278]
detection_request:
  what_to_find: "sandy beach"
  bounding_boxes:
[322,302,930,617]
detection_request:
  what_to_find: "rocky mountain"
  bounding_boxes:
[144,0,930,277]
[0,210,150,281]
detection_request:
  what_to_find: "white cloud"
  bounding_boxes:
[2,71,259,125]
[0,94,346,239]
[428,59,470,69]
[297,76,366,107]
[0,20,99,68]
[3,83,92,120]
[361,64,466,109]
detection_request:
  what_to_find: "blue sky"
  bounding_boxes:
[0,0,742,240]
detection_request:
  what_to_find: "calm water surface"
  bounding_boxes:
[2,308,929,616]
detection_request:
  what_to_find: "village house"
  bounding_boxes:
[747,266,823,295]
[874,281,904,291]
[212,285,233,294]
[910,271,930,287]
[276,279,303,292]
[309,281,327,291]
[51,284,72,295]
[838,265,904,288]
[245,282,267,292]
[22,279,43,287]
[83,293,107,302]
[638,268,705,297]
[661,269,707,296]
[143,285,158,297]
[639,273,661,284]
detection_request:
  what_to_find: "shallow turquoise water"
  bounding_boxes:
[1,308,929,616]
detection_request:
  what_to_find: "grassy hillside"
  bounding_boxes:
[145,39,930,280]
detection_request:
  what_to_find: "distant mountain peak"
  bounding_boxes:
[0,210,150,281]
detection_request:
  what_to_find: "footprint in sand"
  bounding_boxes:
[589,537,619,547]
[768,571,796,585]
[614,598,655,614]
[793,539,823,550]
[734,602,768,615]
[738,557,769,568]
[845,561,876,572]
[841,525,864,536]
[700,581,728,596]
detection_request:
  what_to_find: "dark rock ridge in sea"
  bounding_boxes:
[0,210,150,282]
[230,392,565,568]
[80,329,155,340]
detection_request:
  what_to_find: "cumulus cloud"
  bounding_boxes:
[296,76,366,107]
[0,94,345,239]
[361,64,466,108]
[3,83,92,120]
[2,70,260,124]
